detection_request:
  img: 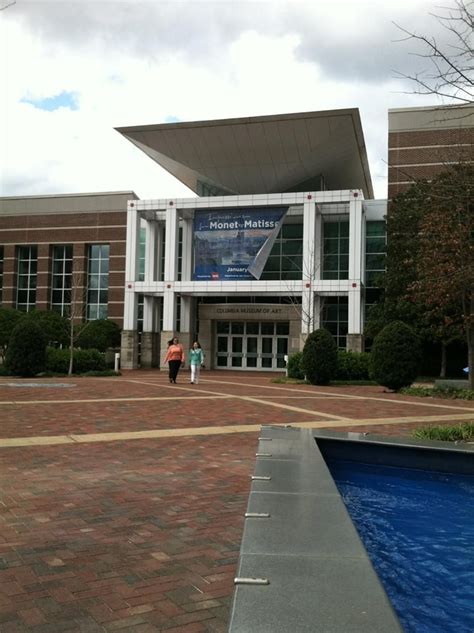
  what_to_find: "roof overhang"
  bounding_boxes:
[116,109,373,198]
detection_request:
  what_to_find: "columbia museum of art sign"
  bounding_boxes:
[198,304,298,322]
[193,207,288,281]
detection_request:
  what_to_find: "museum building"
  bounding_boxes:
[0,108,390,370]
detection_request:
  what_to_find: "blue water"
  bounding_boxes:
[327,459,474,633]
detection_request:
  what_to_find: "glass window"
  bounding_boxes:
[16,246,37,312]
[246,322,259,335]
[217,321,230,334]
[322,219,349,280]
[138,227,146,282]
[231,322,244,335]
[50,245,73,316]
[86,244,109,320]
[365,221,386,288]
[321,296,348,349]
[261,222,303,281]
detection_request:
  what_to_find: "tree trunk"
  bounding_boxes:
[439,342,447,378]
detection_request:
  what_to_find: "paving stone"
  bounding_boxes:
[1,370,470,631]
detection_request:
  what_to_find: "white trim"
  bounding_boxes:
[0,224,126,232]
[389,143,472,151]
[389,161,461,168]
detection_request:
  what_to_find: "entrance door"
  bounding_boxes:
[215,321,289,370]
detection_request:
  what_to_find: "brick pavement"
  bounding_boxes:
[0,371,473,632]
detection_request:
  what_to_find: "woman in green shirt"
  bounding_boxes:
[188,341,205,384]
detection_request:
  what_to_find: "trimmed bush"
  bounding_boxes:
[5,319,47,377]
[301,329,338,385]
[369,321,421,391]
[0,307,23,359]
[46,347,106,374]
[24,310,69,347]
[76,320,121,352]
[336,350,370,381]
[287,352,304,380]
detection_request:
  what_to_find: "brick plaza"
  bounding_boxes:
[1,371,473,632]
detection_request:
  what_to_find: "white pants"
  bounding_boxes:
[190,364,200,383]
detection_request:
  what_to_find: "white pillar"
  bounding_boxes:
[348,193,363,344]
[348,194,363,281]
[123,203,140,331]
[143,295,155,332]
[144,219,159,283]
[181,217,193,281]
[301,199,317,334]
[163,290,176,331]
[164,204,179,282]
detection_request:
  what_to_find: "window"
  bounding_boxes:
[321,296,348,349]
[0,246,3,305]
[365,221,386,287]
[260,223,303,280]
[322,219,349,280]
[86,244,109,320]
[16,246,37,312]
[51,245,73,316]
[138,227,146,282]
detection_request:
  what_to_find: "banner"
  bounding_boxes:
[193,207,288,280]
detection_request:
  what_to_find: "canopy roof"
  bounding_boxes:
[116,109,373,198]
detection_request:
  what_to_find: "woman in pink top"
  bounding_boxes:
[164,337,185,384]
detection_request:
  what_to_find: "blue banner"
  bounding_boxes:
[193,207,288,280]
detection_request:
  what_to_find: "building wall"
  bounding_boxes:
[0,192,137,326]
[388,104,474,199]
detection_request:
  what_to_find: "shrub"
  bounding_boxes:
[287,352,304,380]
[301,329,338,385]
[413,423,474,442]
[369,321,421,391]
[0,307,23,360]
[24,310,69,347]
[5,319,47,377]
[76,319,121,352]
[336,350,370,381]
[46,347,106,374]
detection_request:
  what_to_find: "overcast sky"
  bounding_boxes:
[0,0,459,200]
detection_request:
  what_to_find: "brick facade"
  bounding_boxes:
[388,106,474,199]
[0,192,137,327]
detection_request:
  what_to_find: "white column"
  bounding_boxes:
[162,290,176,331]
[144,219,159,283]
[125,204,140,283]
[164,204,179,282]
[143,295,155,332]
[348,289,362,334]
[348,194,363,281]
[123,203,141,331]
[181,217,193,281]
[348,193,363,340]
[301,199,317,334]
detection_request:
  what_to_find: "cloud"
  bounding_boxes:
[0,0,455,201]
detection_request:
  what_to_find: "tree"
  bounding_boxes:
[365,169,468,378]
[5,319,47,377]
[410,163,473,388]
[0,308,22,362]
[395,1,473,105]
[369,322,421,391]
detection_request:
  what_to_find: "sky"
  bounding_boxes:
[0,0,460,200]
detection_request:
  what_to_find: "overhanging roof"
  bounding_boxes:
[116,109,373,198]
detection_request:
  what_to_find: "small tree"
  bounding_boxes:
[5,319,47,377]
[301,328,338,385]
[370,321,421,391]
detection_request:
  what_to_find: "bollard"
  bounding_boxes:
[114,352,120,373]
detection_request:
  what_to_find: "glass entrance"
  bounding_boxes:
[216,321,289,370]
